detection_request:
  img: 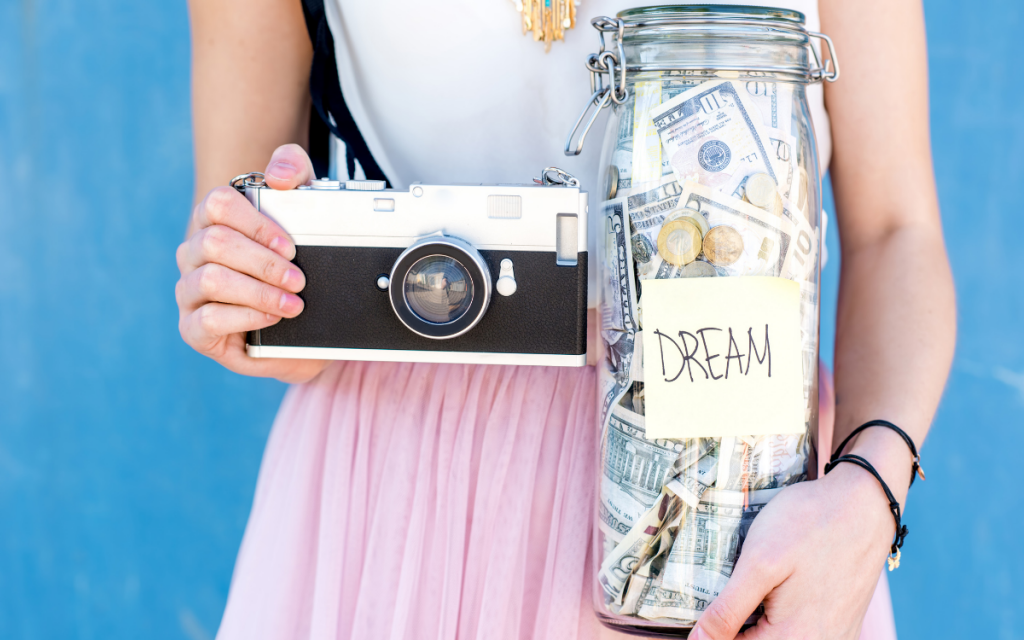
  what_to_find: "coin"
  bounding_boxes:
[680,210,709,237]
[607,165,619,200]
[632,233,655,264]
[679,260,719,278]
[744,172,777,209]
[703,225,744,266]
[657,219,702,266]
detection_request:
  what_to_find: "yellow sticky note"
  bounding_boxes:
[641,277,804,439]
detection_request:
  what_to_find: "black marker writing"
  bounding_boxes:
[652,324,772,383]
[747,324,771,377]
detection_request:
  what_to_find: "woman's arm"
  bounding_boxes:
[689,1,956,638]
[189,0,312,216]
[177,0,329,383]
[823,0,955,505]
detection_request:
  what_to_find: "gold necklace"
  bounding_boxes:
[513,0,577,51]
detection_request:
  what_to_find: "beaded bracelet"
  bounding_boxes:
[824,420,925,571]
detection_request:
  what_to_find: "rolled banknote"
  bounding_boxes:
[599,199,640,428]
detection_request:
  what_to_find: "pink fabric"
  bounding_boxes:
[216,362,896,639]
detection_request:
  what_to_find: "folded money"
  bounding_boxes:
[596,73,819,628]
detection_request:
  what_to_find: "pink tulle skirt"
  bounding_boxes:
[216,362,896,639]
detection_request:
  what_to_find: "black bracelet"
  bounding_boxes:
[824,454,909,571]
[830,419,926,488]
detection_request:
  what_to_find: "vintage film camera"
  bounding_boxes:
[231,168,588,366]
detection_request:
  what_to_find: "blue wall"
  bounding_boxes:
[1,1,1021,638]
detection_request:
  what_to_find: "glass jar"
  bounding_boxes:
[565,5,839,635]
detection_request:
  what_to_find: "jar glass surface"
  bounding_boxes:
[591,5,824,635]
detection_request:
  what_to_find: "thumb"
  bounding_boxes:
[264,143,315,190]
[690,562,778,640]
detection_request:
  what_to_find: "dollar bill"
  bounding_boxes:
[626,176,684,240]
[599,199,640,428]
[741,76,794,134]
[651,79,780,193]
[749,434,808,489]
[600,403,686,540]
[664,450,717,508]
[599,488,685,604]
[634,488,781,621]
[678,181,797,278]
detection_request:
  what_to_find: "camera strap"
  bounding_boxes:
[300,0,389,185]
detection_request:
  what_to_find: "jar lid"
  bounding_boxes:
[618,5,805,25]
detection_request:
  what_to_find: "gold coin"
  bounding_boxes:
[657,219,702,266]
[744,173,777,209]
[703,225,744,266]
[680,211,709,237]
[664,207,709,237]
[607,165,619,200]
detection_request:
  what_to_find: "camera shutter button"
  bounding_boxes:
[496,259,517,296]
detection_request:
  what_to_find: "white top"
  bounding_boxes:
[325,0,832,300]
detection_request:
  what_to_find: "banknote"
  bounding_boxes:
[599,199,640,427]
[742,76,794,134]
[626,176,684,239]
[600,403,686,539]
[599,487,685,604]
[749,434,808,489]
[650,79,780,193]
[678,181,796,278]
[664,450,717,508]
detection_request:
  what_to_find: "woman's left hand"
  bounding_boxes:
[689,461,898,640]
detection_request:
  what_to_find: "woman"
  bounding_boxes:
[178,0,955,638]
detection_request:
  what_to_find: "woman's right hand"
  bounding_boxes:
[175,144,329,384]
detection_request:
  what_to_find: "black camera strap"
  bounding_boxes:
[300,0,389,185]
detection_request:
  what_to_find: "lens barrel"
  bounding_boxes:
[389,235,492,339]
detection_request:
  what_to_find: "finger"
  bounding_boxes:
[176,224,306,291]
[179,303,282,352]
[190,186,296,259]
[691,561,781,640]
[177,263,304,318]
[264,143,315,190]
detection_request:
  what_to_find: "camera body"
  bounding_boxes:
[239,174,589,367]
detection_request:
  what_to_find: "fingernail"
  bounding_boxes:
[267,161,298,180]
[279,292,301,312]
[281,268,303,288]
[269,235,295,259]
[689,627,705,640]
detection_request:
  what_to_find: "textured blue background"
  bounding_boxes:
[0,1,1021,638]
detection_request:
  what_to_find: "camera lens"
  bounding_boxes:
[389,234,492,340]
[403,255,474,324]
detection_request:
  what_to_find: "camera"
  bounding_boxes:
[232,169,589,367]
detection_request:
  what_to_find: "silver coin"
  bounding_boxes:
[744,172,777,209]
[679,260,719,278]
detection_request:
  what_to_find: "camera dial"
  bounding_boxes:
[389,234,492,340]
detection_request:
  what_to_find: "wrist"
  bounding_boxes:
[842,428,914,505]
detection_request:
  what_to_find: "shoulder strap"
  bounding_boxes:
[301,0,389,184]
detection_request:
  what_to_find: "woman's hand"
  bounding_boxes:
[175,144,329,384]
[690,457,902,640]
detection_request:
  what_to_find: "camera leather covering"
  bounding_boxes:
[248,246,587,356]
